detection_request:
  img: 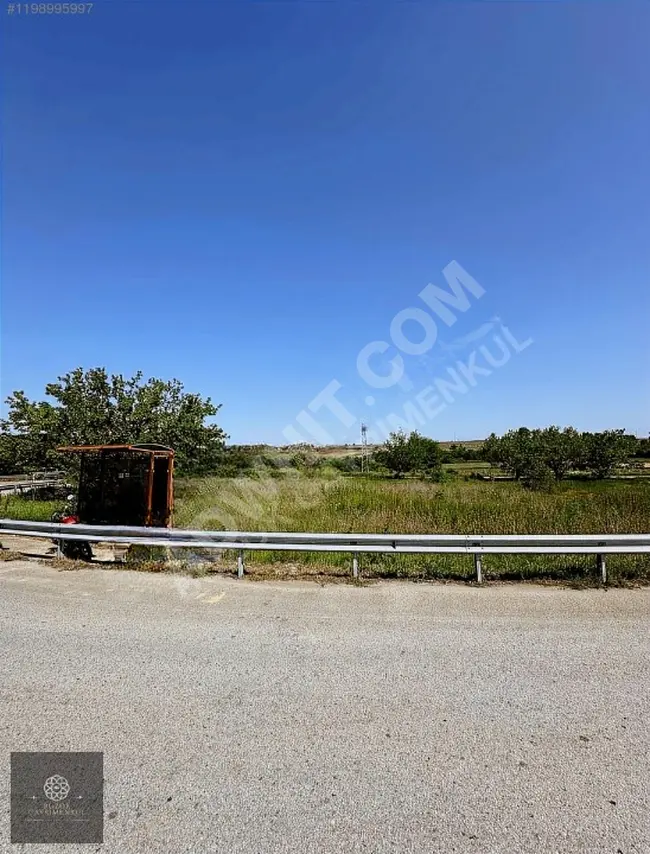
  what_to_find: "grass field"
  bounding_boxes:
[173,474,650,584]
[0,495,59,522]
[1,473,647,584]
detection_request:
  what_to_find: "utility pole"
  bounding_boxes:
[361,423,369,473]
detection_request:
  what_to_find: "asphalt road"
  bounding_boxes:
[1,560,649,853]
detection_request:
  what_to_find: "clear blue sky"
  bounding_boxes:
[2,2,649,444]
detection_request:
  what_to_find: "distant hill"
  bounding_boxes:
[234,440,485,457]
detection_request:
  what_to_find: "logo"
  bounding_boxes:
[11,752,103,843]
[43,774,70,801]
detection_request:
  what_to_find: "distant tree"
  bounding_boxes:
[538,426,583,481]
[443,443,475,463]
[1,367,227,476]
[497,428,537,480]
[480,425,635,483]
[480,433,502,467]
[374,430,412,478]
[634,435,650,459]
[440,448,452,465]
[291,451,325,471]
[409,433,444,480]
[211,446,257,477]
[582,429,633,479]
[374,430,443,480]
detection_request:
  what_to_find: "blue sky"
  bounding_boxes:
[2,2,649,444]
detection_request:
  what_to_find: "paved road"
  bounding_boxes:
[1,560,649,853]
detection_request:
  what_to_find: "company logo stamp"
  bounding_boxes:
[43,774,71,802]
[11,752,103,843]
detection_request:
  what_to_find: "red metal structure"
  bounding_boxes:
[56,443,174,527]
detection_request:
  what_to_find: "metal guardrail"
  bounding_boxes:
[0,472,66,495]
[1,519,649,583]
[0,480,63,493]
[0,471,64,482]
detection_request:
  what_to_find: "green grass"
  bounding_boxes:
[443,461,492,475]
[2,476,647,583]
[173,474,650,584]
[0,495,61,522]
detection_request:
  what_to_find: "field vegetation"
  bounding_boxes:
[173,474,650,584]
[0,495,59,522]
[1,366,648,584]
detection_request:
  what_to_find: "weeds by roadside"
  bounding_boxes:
[3,473,648,586]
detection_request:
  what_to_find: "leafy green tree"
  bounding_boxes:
[582,429,633,479]
[374,430,443,480]
[374,430,412,477]
[0,433,25,474]
[633,435,650,459]
[0,395,61,473]
[481,426,634,482]
[480,433,502,467]
[442,443,474,463]
[409,433,444,480]
[1,367,227,476]
[538,426,583,481]
[497,428,537,480]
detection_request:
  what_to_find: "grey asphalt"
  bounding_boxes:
[1,560,649,854]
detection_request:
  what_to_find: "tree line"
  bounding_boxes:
[1,368,647,485]
[480,427,642,487]
[366,426,648,487]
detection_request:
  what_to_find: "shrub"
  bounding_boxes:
[520,459,555,492]
[329,455,363,473]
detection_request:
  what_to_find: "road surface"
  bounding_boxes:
[1,559,649,853]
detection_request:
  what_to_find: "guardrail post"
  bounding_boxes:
[237,550,245,579]
[474,554,483,584]
[597,554,607,584]
[352,553,359,579]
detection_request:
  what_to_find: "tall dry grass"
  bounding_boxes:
[173,475,650,583]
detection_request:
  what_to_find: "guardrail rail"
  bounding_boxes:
[2,519,649,583]
[0,472,66,495]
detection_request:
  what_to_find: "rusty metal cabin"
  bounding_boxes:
[56,444,174,527]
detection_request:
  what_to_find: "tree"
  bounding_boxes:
[497,428,537,480]
[582,429,633,479]
[1,367,227,476]
[409,433,444,480]
[538,426,583,481]
[374,430,412,478]
[0,433,25,474]
[478,425,635,483]
[443,443,474,463]
[374,430,443,480]
[480,433,502,467]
